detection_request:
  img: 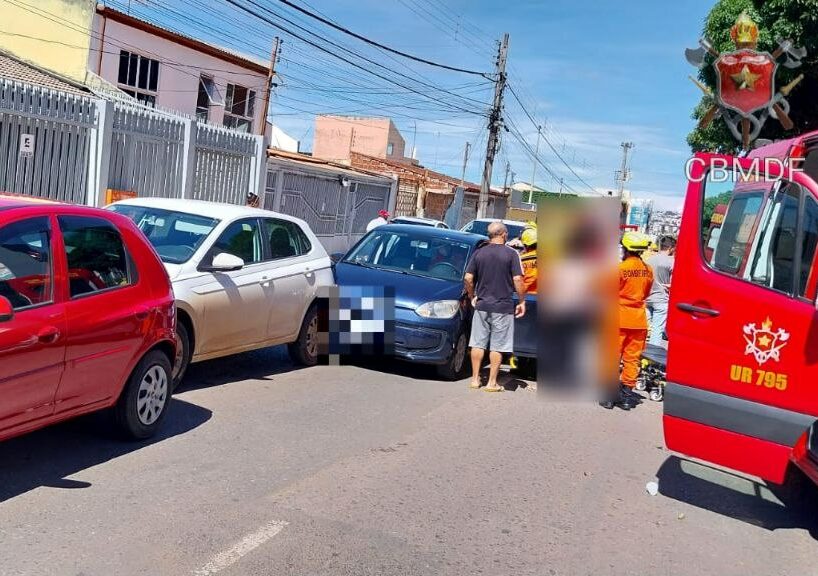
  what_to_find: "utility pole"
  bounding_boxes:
[558,177,564,198]
[478,33,509,218]
[503,161,511,193]
[616,142,635,197]
[259,36,280,136]
[460,141,471,189]
[530,124,541,202]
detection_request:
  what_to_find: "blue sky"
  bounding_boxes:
[119,0,715,210]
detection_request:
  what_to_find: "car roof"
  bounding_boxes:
[0,194,60,210]
[393,216,443,224]
[111,197,293,222]
[378,223,483,243]
[470,218,528,226]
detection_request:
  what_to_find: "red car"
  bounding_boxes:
[0,195,176,441]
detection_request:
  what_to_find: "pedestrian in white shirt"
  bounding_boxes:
[366,210,390,232]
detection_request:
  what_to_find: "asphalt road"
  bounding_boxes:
[0,348,815,576]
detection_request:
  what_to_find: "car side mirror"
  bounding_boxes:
[0,296,13,322]
[330,252,344,264]
[201,252,245,272]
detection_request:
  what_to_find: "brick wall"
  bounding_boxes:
[425,191,454,220]
[349,152,508,220]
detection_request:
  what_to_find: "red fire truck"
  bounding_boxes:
[664,131,818,486]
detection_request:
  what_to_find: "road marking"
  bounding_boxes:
[193,520,289,575]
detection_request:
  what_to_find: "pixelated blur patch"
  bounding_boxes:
[316,285,395,363]
[535,196,620,403]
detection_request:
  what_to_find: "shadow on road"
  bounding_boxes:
[340,355,535,390]
[179,345,300,392]
[0,399,211,504]
[656,455,818,538]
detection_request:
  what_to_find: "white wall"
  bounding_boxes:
[88,15,268,132]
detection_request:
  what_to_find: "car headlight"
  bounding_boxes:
[415,300,459,319]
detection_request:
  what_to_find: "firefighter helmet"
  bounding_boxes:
[621,231,651,252]
[521,228,538,247]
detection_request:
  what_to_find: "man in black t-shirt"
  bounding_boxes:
[464,221,526,392]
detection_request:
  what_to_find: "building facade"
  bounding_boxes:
[88,6,270,133]
[313,116,406,164]
[0,0,95,83]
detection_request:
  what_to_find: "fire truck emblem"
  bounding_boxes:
[686,11,806,150]
[742,317,790,365]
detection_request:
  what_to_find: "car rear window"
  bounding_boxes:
[466,221,525,239]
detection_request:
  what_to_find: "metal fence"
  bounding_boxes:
[265,160,395,253]
[108,103,185,199]
[0,78,265,207]
[193,123,260,204]
[0,80,96,204]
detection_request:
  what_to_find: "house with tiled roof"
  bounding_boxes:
[0,1,297,150]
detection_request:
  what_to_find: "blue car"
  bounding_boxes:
[334,224,486,379]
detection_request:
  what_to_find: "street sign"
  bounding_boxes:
[19,134,34,158]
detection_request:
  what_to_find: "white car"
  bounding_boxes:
[390,216,449,229]
[109,198,333,386]
[460,218,529,240]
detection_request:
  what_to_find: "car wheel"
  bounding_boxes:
[288,304,319,366]
[114,350,172,440]
[172,321,191,391]
[437,332,468,381]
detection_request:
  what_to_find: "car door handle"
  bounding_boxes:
[260,276,272,287]
[37,325,61,344]
[134,308,150,321]
[304,268,314,279]
[677,302,720,317]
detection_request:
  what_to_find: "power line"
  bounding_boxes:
[272,0,492,78]
[506,82,599,194]
[221,0,488,117]
[505,118,581,195]
[114,0,491,113]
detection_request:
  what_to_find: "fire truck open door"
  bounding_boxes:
[664,153,818,485]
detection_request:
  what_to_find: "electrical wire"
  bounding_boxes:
[506,82,599,195]
[221,0,488,117]
[272,0,492,78]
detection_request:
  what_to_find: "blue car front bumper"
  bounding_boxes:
[392,307,464,366]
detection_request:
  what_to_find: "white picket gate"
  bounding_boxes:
[0,80,96,204]
[0,78,265,206]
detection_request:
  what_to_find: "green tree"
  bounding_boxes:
[702,190,733,227]
[687,0,818,153]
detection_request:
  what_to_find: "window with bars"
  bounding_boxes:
[224,83,256,132]
[117,50,159,106]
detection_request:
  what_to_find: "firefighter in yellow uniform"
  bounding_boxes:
[616,232,653,410]
[520,227,538,294]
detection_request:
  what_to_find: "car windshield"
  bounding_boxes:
[109,205,219,264]
[466,221,525,240]
[344,230,472,281]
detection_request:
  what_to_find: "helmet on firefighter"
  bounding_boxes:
[521,228,538,247]
[621,231,651,252]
